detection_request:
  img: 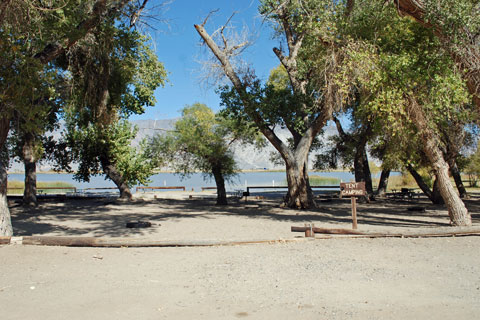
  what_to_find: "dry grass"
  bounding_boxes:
[7,180,76,194]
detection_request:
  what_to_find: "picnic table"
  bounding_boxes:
[390,188,418,200]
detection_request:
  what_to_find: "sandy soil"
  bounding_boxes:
[1,191,480,319]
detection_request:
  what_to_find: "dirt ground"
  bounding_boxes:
[1,191,480,319]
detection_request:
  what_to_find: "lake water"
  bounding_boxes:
[7,171,358,193]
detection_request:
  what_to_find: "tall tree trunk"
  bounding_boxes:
[376,169,390,196]
[212,165,227,205]
[0,116,13,236]
[0,159,12,236]
[284,160,315,209]
[101,157,132,200]
[22,133,37,206]
[354,144,374,200]
[361,150,374,196]
[448,158,468,199]
[406,97,471,226]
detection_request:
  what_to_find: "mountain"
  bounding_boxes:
[132,119,337,170]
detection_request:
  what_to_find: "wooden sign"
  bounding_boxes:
[340,182,366,230]
[340,182,366,197]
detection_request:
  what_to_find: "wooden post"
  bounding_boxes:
[351,197,357,229]
[340,182,364,230]
[304,223,315,237]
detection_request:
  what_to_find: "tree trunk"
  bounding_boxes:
[284,161,315,209]
[0,160,13,236]
[448,159,468,199]
[353,144,374,200]
[376,169,390,196]
[212,165,228,205]
[361,150,374,196]
[407,164,434,201]
[0,116,13,236]
[22,133,37,206]
[431,178,444,205]
[406,97,471,226]
[101,158,132,200]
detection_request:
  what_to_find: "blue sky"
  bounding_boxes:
[129,0,279,120]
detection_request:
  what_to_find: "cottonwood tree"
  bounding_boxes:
[150,103,262,205]
[8,106,61,207]
[59,23,166,199]
[61,120,157,199]
[338,0,473,225]
[195,1,349,209]
[0,0,153,235]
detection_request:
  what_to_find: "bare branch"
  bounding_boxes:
[130,0,149,27]
[201,9,219,27]
[194,22,293,161]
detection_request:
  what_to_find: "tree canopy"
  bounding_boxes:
[150,103,262,205]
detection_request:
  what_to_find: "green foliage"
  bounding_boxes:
[65,120,156,187]
[58,20,167,187]
[0,1,101,119]
[150,103,261,181]
[423,0,480,44]
[66,23,167,123]
[322,0,475,176]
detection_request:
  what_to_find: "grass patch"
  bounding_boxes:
[7,180,76,194]
[308,175,341,186]
[377,175,419,191]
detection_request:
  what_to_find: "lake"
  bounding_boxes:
[7,171,358,193]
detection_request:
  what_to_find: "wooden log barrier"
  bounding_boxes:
[291,226,480,238]
[291,226,366,236]
[1,236,312,247]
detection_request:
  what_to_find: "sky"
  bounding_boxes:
[129,0,279,121]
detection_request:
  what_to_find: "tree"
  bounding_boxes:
[195,1,349,209]
[62,120,157,198]
[338,0,473,225]
[59,22,167,199]
[0,0,153,235]
[150,103,262,205]
[6,66,63,207]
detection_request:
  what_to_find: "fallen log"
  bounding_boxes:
[291,225,480,238]
[11,236,312,247]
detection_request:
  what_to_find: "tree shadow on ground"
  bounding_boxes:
[8,194,479,237]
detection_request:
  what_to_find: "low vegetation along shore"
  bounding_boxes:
[6,181,76,195]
